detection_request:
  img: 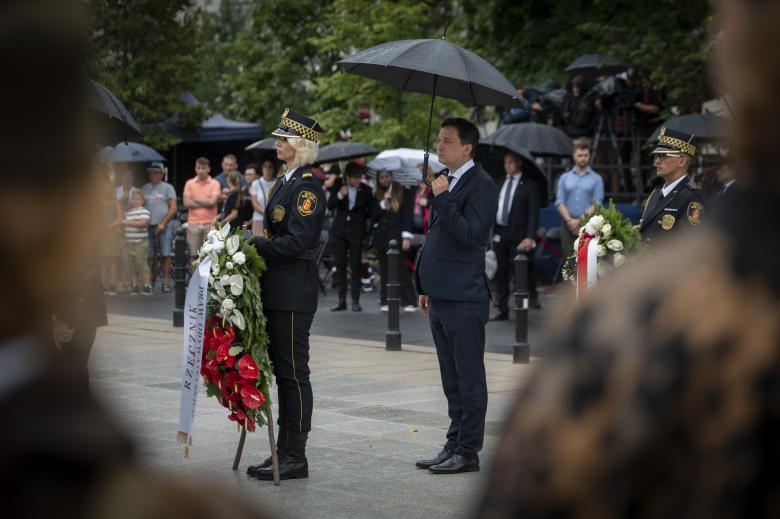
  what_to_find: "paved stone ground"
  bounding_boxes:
[90,314,539,519]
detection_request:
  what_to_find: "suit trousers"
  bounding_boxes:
[265,310,314,433]
[332,233,363,302]
[428,297,489,457]
[493,233,537,313]
[378,249,416,307]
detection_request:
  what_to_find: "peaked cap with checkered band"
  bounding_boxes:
[651,126,698,157]
[271,108,324,143]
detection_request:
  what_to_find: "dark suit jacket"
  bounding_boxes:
[495,174,540,242]
[415,163,498,301]
[371,186,414,252]
[327,179,373,241]
[639,179,704,243]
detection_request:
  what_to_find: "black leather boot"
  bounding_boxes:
[255,431,308,480]
[330,299,347,311]
[247,427,287,477]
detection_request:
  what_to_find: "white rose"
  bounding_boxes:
[221,298,236,311]
[226,261,234,270]
[226,235,240,255]
[220,275,230,286]
[613,253,627,267]
[232,252,246,265]
[606,239,624,252]
[589,215,605,232]
[596,244,606,258]
[601,223,612,238]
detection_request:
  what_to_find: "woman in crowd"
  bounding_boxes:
[219,170,246,230]
[249,159,279,236]
[371,170,417,312]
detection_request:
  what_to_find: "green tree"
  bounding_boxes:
[89,0,206,150]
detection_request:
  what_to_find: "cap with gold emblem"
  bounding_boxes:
[651,126,698,157]
[271,108,324,143]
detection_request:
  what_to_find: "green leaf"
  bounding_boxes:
[228,345,243,356]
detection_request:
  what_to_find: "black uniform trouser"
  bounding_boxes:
[428,297,489,457]
[378,249,416,306]
[494,229,537,313]
[333,233,363,302]
[266,309,315,433]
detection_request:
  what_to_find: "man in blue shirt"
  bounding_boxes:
[555,139,604,258]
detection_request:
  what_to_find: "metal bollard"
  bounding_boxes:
[172,228,187,327]
[385,239,402,351]
[512,254,530,363]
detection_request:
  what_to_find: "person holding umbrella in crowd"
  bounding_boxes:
[247,109,326,481]
[372,169,417,313]
[328,162,373,312]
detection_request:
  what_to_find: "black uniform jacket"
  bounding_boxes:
[639,179,704,243]
[327,179,373,241]
[370,186,414,253]
[253,167,325,312]
[495,174,540,242]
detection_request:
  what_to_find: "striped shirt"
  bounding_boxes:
[124,207,151,243]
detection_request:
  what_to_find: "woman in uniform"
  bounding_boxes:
[246,109,326,481]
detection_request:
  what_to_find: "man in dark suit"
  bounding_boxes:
[327,162,373,312]
[639,127,704,244]
[710,160,736,211]
[490,152,541,321]
[415,118,498,474]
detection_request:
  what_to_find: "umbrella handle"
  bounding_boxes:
[423,75,439,187]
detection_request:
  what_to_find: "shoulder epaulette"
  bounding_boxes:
[302,172,313,178]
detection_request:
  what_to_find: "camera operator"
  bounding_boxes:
[561,75,599,138]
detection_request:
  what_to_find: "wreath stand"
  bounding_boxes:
[232,397,280,486]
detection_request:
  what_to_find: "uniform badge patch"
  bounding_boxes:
[687,201,703,225]
[271,205,286,222]
[660,214,676,231]
[297,190,318,216]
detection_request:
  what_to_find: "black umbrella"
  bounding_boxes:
[102,142,165,163]
[565,54,629,77]
[246,137,277,152]
[88,80,142,143]
[646,114,730,145]
[337,35,522,182]
[475,143,549,206]
[482,123,572,157]
[316,141,378,163]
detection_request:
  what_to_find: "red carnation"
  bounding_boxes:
[237,354,259,380]
[240,384,265,409]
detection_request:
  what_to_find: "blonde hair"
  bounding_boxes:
[287,137,319,169]
[375,172,404,213]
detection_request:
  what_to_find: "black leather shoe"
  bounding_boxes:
[255,432,309,481]
[415,448,453,469]
[351,302,362,312]
[489,311,509,321]
[330,302,347,312]
[248,427,288,477]
[246,456,273,476]
[429,453,479,474]
[530,295,542,309]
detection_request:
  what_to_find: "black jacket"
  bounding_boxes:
[327,179,373,240]
[494,173,540,242]
[371,186,413,252]
[415,163,498,301]
[639,179,704,243]
[253,167,326,312]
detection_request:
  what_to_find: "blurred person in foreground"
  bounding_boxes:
[477,1,780,518]
[0,2,268,518]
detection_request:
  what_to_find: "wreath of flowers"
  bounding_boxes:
[562,200,643,284]
[195,226,271,432]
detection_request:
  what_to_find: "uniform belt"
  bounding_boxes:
[292,249,315,261]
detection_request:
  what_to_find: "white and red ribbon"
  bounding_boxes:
[576,225,599,298]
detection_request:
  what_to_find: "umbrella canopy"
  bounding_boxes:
[88,80,143,143]
[316,142,379,163]
[246,137,277,153]
[367,148,446,187]
[475,143,549,206]
[483,123,572,157]
[105,141,165,163]
[646,114,730,145]
[565,54,629,77]
[337,39,522,107]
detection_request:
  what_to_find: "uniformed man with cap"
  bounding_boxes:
[246,109,326,481]
[638,127,704,243]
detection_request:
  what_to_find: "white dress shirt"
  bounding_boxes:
[661,174,688,198]
[447,159,475,191]
[496,173,522,226]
